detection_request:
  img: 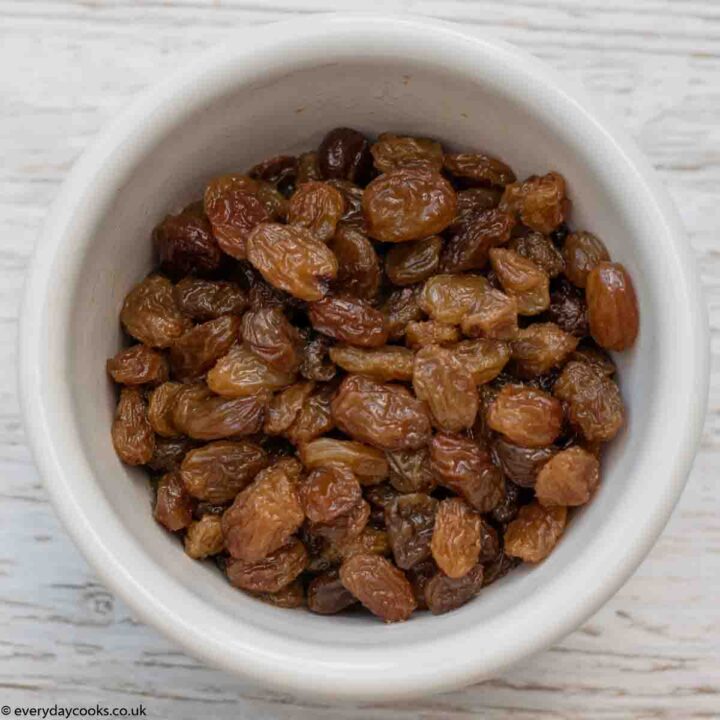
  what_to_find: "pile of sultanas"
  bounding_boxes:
[108,128,639,622]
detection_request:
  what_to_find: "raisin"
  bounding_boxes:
[147,436,193,473]
[419,274,488,324]
[487,385,563,447]
[169,315,241,382]
[171,383,266,440]
[153,208,222,278]
[382,286,424,341]
[500,172,567,233]
[441,209,515,272]
[489,248,550,316]
[180,440,269,503]
[535,446,600,506]
[173,278,247,320]
[339,553,416,622]
[302,465,362,524]
[207,344,296,397]
[297,152,322,184]
[406,559,437,610]
[478,519,501,563]
[327,181,366,229]
[371,133,444,173]
[226,538,308,593]
[450,339,511,385]
[504,502,567,563]
[586,262,639,351]
[286,383,336,445]
[184,515,224,559]
[482,554,519,587]
[307,571,357,614]
[107,344,168,386]
[413,345,478,432]
[329,224,381,301]
[365,483,401,512]
[222,458,304,562]
[335,526,391,560]
[448,188,503,233]
[386,447,436,494]
[490,481,522,525]
[332,375,432,451]
[547,277,589,337]
[147,381,183,437]
[299,438,389,485]
[256,180,290,221]
[562,231,610,288]
[241,307,302,373]
[288,181,345,242]
[120,274,192,348]
[490,437,556,488]
[509,231,564,278]
[424,564,484,615]
[299,332,337,382]
[385,235,442,286]
[112,387,155,465]
[254,579,305,608]
[310,499,371,545]
[318,127,372,183]
[554,361,624,442]
[510,322,578,378]
[308,296,388,348]
[246,223,338,301]
[363,168,457,243]
[385,493,438,570]
[405,321,460,349]
[264,381,315,435]
[431,498,482,579]
[460,288,519,340]
[154,471,193,531]
[248,155,297,188]
[328,344,414,382]
[430,433,504,513]
[443,152,516,187]
[570,341,616,377]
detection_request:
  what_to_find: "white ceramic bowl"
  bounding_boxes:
[20,14,709,701]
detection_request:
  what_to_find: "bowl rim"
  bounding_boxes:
[19,13,709,700]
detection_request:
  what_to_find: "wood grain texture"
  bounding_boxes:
[1,1,718,717]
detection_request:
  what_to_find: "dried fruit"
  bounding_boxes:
[147,436,193,473]
[570,341,616,377]
[405,321,460,349]
[332,374,432,451]
[385,493,438,569]
[329,224,381,300]
[510,322,578,378]
[299,332,336,382]
[500,172,567,233]
[431,498,482,578]
[222,459,304,562]
[246,223,338,301]
[460,288,518,340]
[226,539,308,593]
[173,278,247,320]
[449,188,503,233]
[112,387,155,465]
[300,438,388,485]
[241,307,302,373]
[535,446,600,506]
[504,502,567,563]
[586,262,639,351]
[120,274,191,348]
[327,181,365,229]
[154,471,193,531]
[413,345,478,432]
[339,553,416,622]
[450,339,511,385]
[308,296,388,348]
[443,152,516,187]
[441,209,515,272]
[264,381,315,435]
[286,383,336,445]
[328,344,414,382]
[184,515,224,559]
[419,273,488,324]
[297,152,321,184]
[107,344,168,386]
[180,440,269,503]
[147,381,183,437]
[385,235,442,286]
[248,155,297,187]
[308,571,357,614]
[371,133,443,173]
[482,553,519,587]
[318,127,372,183]
[170,315,241,382]
[424,564,484,615]
[207,344,296,397]
[491,437,556,488]
[546,277,589,337]
[489,248,550,316]
[310,499,370,545]
[363,168,457,242]
[509,231,565,278]
[487,385,563,447]
[562,231,610,288]
[288,181,345,242]
[386,447,436,494]
[255,579,305,608]
[302,465,362,524]
[382,286,424,340]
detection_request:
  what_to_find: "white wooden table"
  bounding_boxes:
[2,2,719,717]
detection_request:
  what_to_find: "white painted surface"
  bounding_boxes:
[1,1,718,717]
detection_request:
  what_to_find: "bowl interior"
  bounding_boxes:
[30,17,704,696]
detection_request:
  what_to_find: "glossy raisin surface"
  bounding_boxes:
[287,181,345,242]
[487,385,563,447]
[586,262,639,351]
[504,502,567,563]
[431,498,482,579]
[107,344,168,386]
[385,493,438,570]
[308,296,388,348]
[318,127,372,183]
[112,387,154,465]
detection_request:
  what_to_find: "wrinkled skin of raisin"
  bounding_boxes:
[535,446,600,506]
[491,437,556,488]
[180,440,269,503]
[431,498,482,579]
[424,564,484,615]
[371,133,444,173]
[297,152,322,184]
[413,345,478,432]
[307,571,358,614]
[247,223,338,301]
[339,553,416,622]
[332,374,432,451]
[482,553,519,588]
[490,480,523,525]
[443,152,516,187]
[441,209,515,273]
[570,341,616,377]
[147,436,194,473]
[147,381,183,437]
[171,383,266,440]
[329,344,414,382]
[310,499,370,545]
[302,465,362,524]
[509,231,565,278]
[298,331,336,383]
[264,381,315,435]
[554,361,624,442]
[419,273,488,325]
[288,181,345,242]
[562,231,610,288]
[112,387,155,465]
[248,155,297,188]
[226,538,308,593]
[222,458,304,562]
[385,235,442,286]
[254,579,306,609]
[120,274,192,348]
[154,471,193,532]
[430,433,504,513]
[329,224,381,301]
[451,339,511,385]
[318,127,373,183]
[405,321,460,349]
[154,208,222,278]
[487,384,563,447]
[308,296,389,348]
[448,188,503,233]
[510,322,578,379]
[327,181,366,229]
[241,307,302,373]
[385,493,438,570]
[546,277,589,337]
[586,262,639,351]
[300,438,389,485]
[173,278,247,321]
[107,344,168,386]
[460,288,519,341]
[184,515,224,559]
[382,286,424,341]
[500,172,567,234]
[504,502,567,563]
[386,447,436,494]
[286,383,336,445]
[489,248,550,316]
[170,315,241,382]
[363,168,457,243]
